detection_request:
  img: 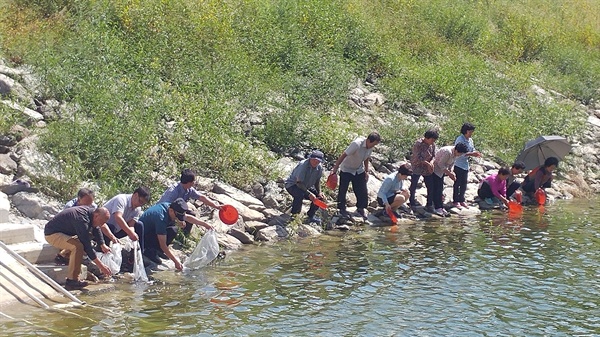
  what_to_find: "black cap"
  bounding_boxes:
[309,150,324,162]
[170,198,189,221]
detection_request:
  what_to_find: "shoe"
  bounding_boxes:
[54,254,69,266]
[157,250,169,260]
[339,209,351,218]
[306,216,322,225]
[433,208,445,216]
[442,209,450,217]
[424,205,435,213]
[485,198,494,205]
[65,279,88,289]
[357,208,368,220]
[460,202,468,208]
[452,202,463,209]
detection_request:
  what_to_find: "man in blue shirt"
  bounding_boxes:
[139,198,192,270]
[159,169,220,235]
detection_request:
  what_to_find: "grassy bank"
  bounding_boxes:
[0,0,597,199]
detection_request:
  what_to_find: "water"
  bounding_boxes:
[2,198,600,336]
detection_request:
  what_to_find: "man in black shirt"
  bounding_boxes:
[44,206,113,289]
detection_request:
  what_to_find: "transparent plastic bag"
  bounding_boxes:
[184,230,219,270]
[97,242,123,274]
[132,241,148,282]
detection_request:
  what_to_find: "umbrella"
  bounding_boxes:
[515,135,571,170]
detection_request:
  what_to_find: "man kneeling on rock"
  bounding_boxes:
[376,163,412,219]
[139,198,197,271]
[44,206,113,289]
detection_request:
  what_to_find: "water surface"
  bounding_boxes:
[2,198,600,336]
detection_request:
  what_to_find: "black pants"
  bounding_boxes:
[103,220,144,252]
[143,224,179,257]
[431,174,445,209]
[506,181,520,198]
[286,185,320,218]
[409,173,434,207]
[337,171,368,211]
[477,181,495,199]
[453,166,469,203]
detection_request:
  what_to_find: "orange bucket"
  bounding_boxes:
[219,205,239,225]
[386,208,398,224]
[534,188,546,205]
[313,199,328,209]
[326,173,338,190]
[514,190,522,204]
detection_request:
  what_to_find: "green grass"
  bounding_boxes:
[0,0,597,199]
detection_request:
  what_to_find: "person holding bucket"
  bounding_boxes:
[159,168,221,234]
[520,157,559,205]
[285,150,326,225]
[477,167,510,207]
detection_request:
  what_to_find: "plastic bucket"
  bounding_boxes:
[313,199,328,209]
[219,205,239,225]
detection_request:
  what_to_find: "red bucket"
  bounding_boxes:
[313,199,328,209]
[534,188,546,205]
[386,208,398,224]
[219,205,239,225]
[326,173,338,190]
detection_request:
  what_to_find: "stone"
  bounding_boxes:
[212,181,265,209]
[245,221,270,235]
[255,226,283,242]
[0,153,17,174]
[210,193,265,222]
[11,192,61,220]
[297,224,321,237]
[216,232,243,250]
[228,228,254,244]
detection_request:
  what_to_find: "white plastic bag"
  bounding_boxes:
[184,229,219,270]
[132,241,148,282]
[97,242,123,274]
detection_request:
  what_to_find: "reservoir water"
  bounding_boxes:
[2,198,599,336]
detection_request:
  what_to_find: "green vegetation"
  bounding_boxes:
[0,0,597,199]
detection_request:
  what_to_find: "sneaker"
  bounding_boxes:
[306,216,322,225]
[452,202,463,209]
[54,254,69,266]
[65,278,88,289]
[433,208,445,216]
[357,208,368,220]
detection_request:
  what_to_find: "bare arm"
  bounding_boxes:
[157,234,183,270]
[199,195,221,209]
[331,152,348,173]
[114,211,138,241]
[183,214,213,230]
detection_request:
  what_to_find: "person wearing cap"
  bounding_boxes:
[285,150,326,224]
[159,168,221,235]
[376,163,412,218]
[330,132,381,220]
[138,198,194,270]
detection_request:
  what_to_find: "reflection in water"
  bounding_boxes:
[2,199,600,336]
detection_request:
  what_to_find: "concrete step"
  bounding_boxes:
[8,241,59,264]
[36,264,87,285]
[0,192,9,223]
[0,223,36,245]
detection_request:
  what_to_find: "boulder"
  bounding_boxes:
[244,221,270,235]
[228,228,254,244]
[11,192,61,220]
[212,181,265,209]
[255,225,287,242]
[210,193,265,222]
[216,232,243,250]
[0,153,17,175]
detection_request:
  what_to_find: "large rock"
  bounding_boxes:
[17,135,64,181]
[256,225,287,241]
[212,182,265,209]
[0,153,17,174]
[210,193,265,222]
[11,192,61,220]
[228,228,254,244]
[216,232,243,250]
[1,100,43,121]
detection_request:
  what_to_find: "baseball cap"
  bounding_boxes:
[170,198,189,221]
[309,150,324,162]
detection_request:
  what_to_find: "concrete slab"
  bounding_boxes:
[0,223,36,245]
[0,192,9,223]
[8,241,59,264]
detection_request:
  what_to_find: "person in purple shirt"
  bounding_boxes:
[477,167,510,207]
[159,169,220,235]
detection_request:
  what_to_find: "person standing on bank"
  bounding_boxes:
[330,132,381,220]
[453,123,482,209]
[285,150,325,224]
[432,142,469,217]
[44,206,113,289]
[158,168,221,235]
[409,129,438,210]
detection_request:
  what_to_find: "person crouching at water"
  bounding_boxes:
[376,163,412,218]
[284,150,326,225]
[506,161,526,198]
[44,206,113,289]
[520,157,559,203]
[139,198,193,270]
[478,167,510,207]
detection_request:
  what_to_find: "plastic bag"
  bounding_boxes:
[132,241,148,282]
[97,242,123,274]
[184,230,219,270]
